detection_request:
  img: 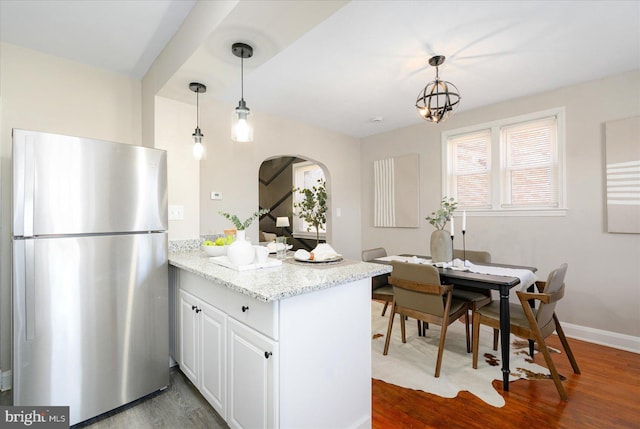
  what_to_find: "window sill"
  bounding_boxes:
[292,232,327,240]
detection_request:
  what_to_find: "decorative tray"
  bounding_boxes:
[209,256,282,271]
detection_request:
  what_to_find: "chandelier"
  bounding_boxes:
[415,55,461,123]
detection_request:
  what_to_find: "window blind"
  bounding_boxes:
[449,129,491,208]
[502,116,557,207]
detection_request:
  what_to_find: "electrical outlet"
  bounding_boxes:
[210,191,223,200]
[168,205,184,221]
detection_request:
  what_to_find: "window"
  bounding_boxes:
[448,129,491,209]
[443,107,566,215]
[292,161,326,238]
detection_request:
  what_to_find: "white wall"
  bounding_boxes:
[155,96,200,241]
[195,96,363,260]
[0,42,143,375]
[361,70,640,345]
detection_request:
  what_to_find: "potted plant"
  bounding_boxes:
[425,197,457,262]
[293,179,327,245]
[219,209,269,265]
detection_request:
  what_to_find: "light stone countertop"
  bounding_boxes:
[168,250,392,303]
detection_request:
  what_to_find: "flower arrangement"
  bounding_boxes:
[219,208,270,230]
[425,197,457,230]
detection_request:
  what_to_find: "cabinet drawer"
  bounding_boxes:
[180,270,228,312]
[227,290,279,340]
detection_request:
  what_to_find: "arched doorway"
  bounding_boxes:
[258,156,328,251]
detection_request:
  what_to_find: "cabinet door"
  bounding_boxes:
[227,319,278,429]
[179,290,199,386]
[200,300,227,419]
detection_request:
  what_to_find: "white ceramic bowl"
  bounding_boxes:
[202,245,227,257]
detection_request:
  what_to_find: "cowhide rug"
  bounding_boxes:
[371,301,559,407]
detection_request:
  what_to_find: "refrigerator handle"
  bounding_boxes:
[23,136,35,237]
[24,240,35,341]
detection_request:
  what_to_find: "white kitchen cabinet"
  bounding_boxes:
[227,318,278,429]
[199,299,227,416]
[179,289,227,419]
[178,289,199,384]
[172,265,373,429]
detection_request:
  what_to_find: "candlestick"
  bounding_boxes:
[450,217,455,266]
[462,211,467,232]
[450,234,455,266]
[462,230,467,267]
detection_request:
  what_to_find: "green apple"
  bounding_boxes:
[203,240,215,246]
[215,237,225,246]
[225,235,234,245]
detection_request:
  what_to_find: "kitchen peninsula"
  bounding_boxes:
[169,248,391,429]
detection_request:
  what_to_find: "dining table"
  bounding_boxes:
[370,254,537,392]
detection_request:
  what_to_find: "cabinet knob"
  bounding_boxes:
[195,308,201,313]
[242,305,249,312]
[264,351,272,359]
[191,305,197,311]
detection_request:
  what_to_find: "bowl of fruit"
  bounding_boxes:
[201,235,234,257]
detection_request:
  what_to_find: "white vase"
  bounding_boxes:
[227,230,255,266]
[430,229,452,263]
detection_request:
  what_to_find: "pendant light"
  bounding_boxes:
[415,55,461,124]
[189,82,206,160]
[231,42,254,142]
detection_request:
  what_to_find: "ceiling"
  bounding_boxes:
[2,0,639,139]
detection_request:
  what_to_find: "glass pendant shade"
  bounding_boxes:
[192,127,205,160]
[189,82,207,159]
[231,42,254,142]
[231,99,254,142]
[415,55,460,123]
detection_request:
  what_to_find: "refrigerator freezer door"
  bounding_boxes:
[12,129,168,237]
[13,233,169,426]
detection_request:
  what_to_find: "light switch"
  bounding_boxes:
[168,205,184,221]
[210,191,223,200]
[336,208,342,217]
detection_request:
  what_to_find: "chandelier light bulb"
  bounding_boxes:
[192,141,205,160]
[233,116,252,142]
[232,98,253,142]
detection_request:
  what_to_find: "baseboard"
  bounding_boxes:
[1,370,12,391]
[350,414,371,429]
[562,322,640,354]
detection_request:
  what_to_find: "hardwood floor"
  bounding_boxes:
[373,335,640,429]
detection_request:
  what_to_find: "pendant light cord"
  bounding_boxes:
[240,50,244,101]
[196,90,200,127]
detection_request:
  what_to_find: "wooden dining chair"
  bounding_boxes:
[472,263,580,400]
[451,249,496,352]
[384,261,471,378]
[362,247,394,316]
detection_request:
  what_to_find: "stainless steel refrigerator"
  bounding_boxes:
[12,129,169,426]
